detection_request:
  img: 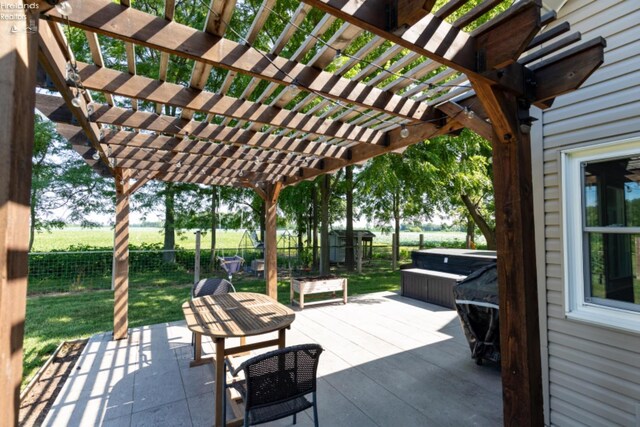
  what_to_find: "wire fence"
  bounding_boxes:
[27,236,474,295]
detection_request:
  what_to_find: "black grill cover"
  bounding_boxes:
[453,263,500,364]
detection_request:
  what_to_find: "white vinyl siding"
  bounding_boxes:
[535,0,640,425]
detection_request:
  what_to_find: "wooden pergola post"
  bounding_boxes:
[0,4,39,425]
[260,183,282,300]
[113,168,131,340]
[473,82,543,426]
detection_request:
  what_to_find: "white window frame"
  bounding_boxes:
[562,137,640,334]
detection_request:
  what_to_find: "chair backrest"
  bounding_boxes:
[240,344,323,410]
[191,278,234,299]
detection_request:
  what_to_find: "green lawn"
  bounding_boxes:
[23,268,400,385]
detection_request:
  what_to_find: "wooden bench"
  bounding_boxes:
[290,276,347,309]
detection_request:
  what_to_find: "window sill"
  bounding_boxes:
[567,304,640,334]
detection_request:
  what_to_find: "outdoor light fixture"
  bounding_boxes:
[335,49,342,60]
[92,151,100,161]
[400,124,409,139]
[288,79,301,95]
[71,93,82,108]
[54,1,72,17]
[517,100,537,134]
[464,107,475,119]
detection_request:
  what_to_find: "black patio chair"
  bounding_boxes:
[190,278,235,353]
[191,277,235,299]
[224,344,323,426]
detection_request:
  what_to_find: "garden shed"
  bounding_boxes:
[0,0,609,425]
[328,229,375,263]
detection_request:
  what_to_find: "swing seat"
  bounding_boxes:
[218,255,245,275]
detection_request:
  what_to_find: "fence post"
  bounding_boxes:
[419,233,424,249]
[357,232,363,274]
[194,230,201,285]
[392,233,397,270]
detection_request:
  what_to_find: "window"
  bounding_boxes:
[563,139,640,332]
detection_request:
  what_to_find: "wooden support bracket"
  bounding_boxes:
[127,171,158,195]
[436,102,495,143]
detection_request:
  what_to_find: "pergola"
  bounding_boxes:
[1,0,605,425]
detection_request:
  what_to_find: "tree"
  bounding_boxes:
[344,166,355,270]
[279,181,316,264]
[426,130,496,249]
[357,148,436,259]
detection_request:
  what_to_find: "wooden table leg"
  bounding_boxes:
[215,337,225,427]
[278,328,286,349]
[193,332,202,363]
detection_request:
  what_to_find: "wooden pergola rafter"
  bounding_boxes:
[0,0,607,425]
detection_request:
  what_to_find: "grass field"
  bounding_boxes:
[31,227,481,251]
[23,267,400,385]
[31,227,246,251]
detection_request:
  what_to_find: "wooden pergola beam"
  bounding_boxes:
[43,0,432,121]
[106,145,302,181]
[89,104,351,159]
[157,173,237,187]
[181,0,236,120]
[301,0,473,73]
[37,21,111,172]
[74,63,387,146]
[473,1,541,71]
[531,37,606,108]
[156,0,175,114]
[286,118,464,185]
[113,154,296,179]
[302,0,541,95]
[101,131,322,169]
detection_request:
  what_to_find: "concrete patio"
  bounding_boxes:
[43,291,502,427]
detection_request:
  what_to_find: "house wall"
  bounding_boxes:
[535,0,640,425]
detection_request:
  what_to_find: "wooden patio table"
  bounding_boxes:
[182,292,296,427]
